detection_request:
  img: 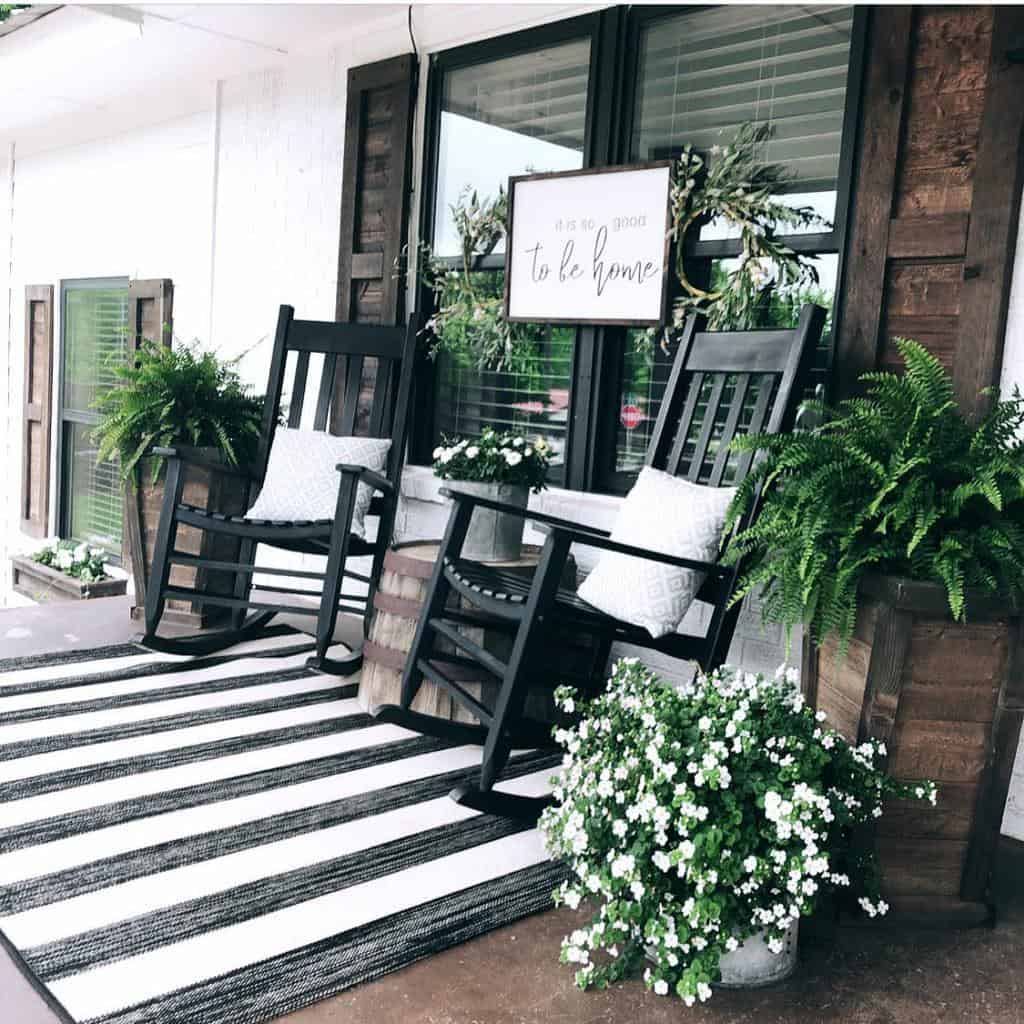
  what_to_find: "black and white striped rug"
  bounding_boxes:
[0,629,564,1024]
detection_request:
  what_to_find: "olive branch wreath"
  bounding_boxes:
[647,121,829,353]
[413,122,827,370]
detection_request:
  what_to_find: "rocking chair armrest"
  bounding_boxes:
[437,486,612,539]
[545,523,729,577]
[151,447,254,480]
[336,463,396,494]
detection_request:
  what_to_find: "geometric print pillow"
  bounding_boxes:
[245,428,391,539]
[576,467,736,638]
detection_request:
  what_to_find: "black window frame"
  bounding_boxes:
[411,3,868,495]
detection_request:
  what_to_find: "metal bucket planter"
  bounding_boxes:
[646,920,798,989]
[717,921,798,987]
[443,481,529,562]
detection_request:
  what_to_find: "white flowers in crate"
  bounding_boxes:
[431,427,551,492]
[32,539,110,583]
[539,658,938,1005]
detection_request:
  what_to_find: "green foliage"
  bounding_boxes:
[540,659,934,1005]
[33,539,109,583]
[93,340,265,484]
[0,5,30,23]
[639,123,828,357]
[432,428,552,493]
[725,339,1024,652]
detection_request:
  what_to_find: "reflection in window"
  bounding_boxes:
[430,38,591,475]
[614,255,837,478]
[632,5,854,236]
[432,272,574,485]
[434,39,591,257]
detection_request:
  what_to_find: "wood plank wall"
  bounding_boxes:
[837,6,1024,416]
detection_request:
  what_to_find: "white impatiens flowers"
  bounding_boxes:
[31,539,110,583]
[431,426,551,491]
[540,660,938,1006]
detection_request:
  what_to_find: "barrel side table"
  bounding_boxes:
[358,541,575,724]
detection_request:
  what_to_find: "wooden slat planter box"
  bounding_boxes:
[802,574,1022,926]
[124,449,250,628]
[11,555,127,602]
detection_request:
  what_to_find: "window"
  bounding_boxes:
[423,24,595,485]
[419,6,864,493]
[59,280,130,551]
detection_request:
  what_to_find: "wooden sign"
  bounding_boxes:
[504,162,672,326]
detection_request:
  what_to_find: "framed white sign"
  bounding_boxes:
[504,162,672,326]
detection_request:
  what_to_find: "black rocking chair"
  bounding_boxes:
[374,305,826,818]
[140,305,417,675]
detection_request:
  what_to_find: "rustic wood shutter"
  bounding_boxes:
[21,285,54,538]
[835,7,1024,417]
[123,278,173,604]
[332,53,417,434]
[128,278,174,352]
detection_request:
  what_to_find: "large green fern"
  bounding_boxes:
[93,341,265,484]
[725,338,1024,652]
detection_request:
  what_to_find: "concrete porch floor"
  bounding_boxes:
[1,596,1021,1024]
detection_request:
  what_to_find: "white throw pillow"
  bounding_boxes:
[245,428,391,538]
[576,467,736,638]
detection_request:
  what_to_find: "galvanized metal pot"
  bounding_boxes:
[444,480,529,562]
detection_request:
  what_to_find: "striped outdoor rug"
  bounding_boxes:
[0,628,564,1024]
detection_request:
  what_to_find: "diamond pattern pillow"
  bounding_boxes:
[576,467,736,638]
[245,428,391,539]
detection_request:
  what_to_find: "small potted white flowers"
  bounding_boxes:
[432,427,551,561]
[539,659,937,1005]
[12,540,126,602]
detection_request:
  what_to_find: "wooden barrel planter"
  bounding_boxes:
[802,574,1022,925]
[359,541,576,724]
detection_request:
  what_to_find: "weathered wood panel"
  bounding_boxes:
[332,54,416,435]
[805,572,1018,921]
[951,6,1024,417]
[833,6,914,398]
[21,285,54,538]
[836,6,1022,418]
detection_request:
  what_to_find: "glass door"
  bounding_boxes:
[59,279,130,553]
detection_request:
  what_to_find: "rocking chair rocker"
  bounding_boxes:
[373,305,826,818]
[140,305,417,675]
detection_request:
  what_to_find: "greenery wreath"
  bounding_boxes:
[416,122,829,371]
[657,121,828,342]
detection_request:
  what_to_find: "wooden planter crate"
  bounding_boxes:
[802,574,1022,925]
[124,449,250,628]
[11,555,127,602]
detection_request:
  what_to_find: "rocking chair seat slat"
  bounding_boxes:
[174,504,376,556]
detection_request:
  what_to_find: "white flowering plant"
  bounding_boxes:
[539,659,937,1006]
[432,428,551,493]
[32,539,110,583]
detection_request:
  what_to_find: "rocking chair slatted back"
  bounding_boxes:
[254,305,417,489]
[649,304,825,491]
[647,303,826,667]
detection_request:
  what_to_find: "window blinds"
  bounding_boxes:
[441,39,591,152]
[633,5,854,197]
[62,285,130,549]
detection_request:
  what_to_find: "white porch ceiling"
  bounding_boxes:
[0,4,407,154]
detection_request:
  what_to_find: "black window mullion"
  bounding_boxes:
[566,5,630,492]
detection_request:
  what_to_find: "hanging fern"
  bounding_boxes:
[93,340,265,484]
[724,339,1024,653]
